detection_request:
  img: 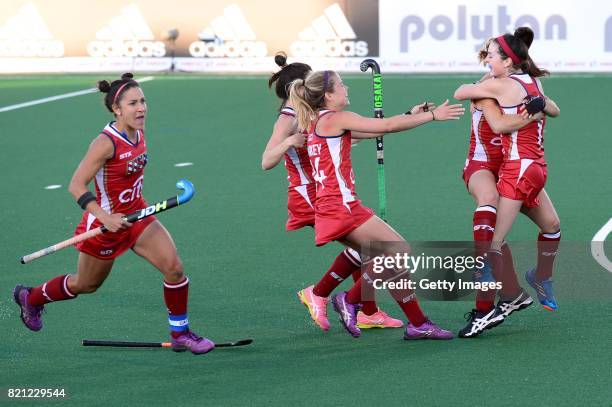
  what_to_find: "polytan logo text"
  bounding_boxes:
[87,4,165,58]
[189,4,267,58]
[399,5,567,52]
[290,3,368,57]
[0,3,64,57]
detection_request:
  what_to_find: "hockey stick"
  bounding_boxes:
[360,58,387,222]
[20,179,195,264]
[82,338,253,348]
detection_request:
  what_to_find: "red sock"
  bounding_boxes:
[393,291,427,327]
[487,248,520,300]
[164,277,189,338]
[313,248,361,297]
[28,275,77,306]
[473,206,496,312]
[346,276,363,304]
[536,231,561,281]
[351,269,378,315]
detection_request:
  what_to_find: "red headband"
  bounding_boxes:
[112,82,130,105]
[496,35,521,65]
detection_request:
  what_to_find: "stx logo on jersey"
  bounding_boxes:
[473,225,495,232]
[119,175,143,204]
[119,151,133,160]
[126,153,148,175]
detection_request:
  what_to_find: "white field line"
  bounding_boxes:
[0,76,154,113]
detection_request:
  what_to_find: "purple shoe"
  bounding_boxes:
[171,331,215,354]
[404,319,454,340]
[13,285,44,332]
[331,292,361,338]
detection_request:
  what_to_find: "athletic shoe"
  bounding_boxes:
[493,290,534,319]
[171,331,215,354]
[525,268,558,311]
[458,308,504,338]
[331,291,360,337]
[404,319,454,340]
[357,309,404,329]
[297,285,330,331]
[13,285,44,332]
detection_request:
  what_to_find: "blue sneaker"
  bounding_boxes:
[525,268,558,311]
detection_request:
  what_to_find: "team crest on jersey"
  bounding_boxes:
[126,153,148,175]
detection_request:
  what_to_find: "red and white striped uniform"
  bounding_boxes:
[280,107,316,230]
[307,110,373,246]
[462,105,504,185]
[75,122,155,259]
[497,74,548,207]
[467,107,504,163]
[500,73,546,162]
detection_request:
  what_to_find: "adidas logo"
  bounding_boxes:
[290,3,368,58]
[189,4,267,58]
[87,4,165,58]
[0,3,64,57]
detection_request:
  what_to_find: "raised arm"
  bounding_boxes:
[454,78,504,101]
[479,98,543,134]
[261,114,306,170]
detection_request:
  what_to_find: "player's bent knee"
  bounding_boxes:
[162,256,184,282]
[542,218,561,234]
[476,192,499,207]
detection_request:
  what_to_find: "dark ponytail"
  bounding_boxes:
[268,52,312,110]
[97,72,140,113]
[496,27,549,77]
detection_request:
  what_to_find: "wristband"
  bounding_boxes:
[431,110,436,121]
[77,191,96,210]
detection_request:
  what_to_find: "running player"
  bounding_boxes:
[289,70,464,339]
[454,27,561,335]
[13,73,214,354]
[262,53,402,331]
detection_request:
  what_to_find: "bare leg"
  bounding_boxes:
[132,220,184,282]
[68,253,115,294]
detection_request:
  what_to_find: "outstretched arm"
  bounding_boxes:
[326,100,464,138]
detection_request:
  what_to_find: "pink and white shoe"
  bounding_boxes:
[357,309,404,329]
[297,285,330,331]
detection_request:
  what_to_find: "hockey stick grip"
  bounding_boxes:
[20,179,195,264]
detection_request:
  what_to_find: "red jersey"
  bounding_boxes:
[74,122,152,259]
[281,107,313,189]
[279,106,316,216]
[500,73,546,161]
[95,121,149,215]
[466,107,504,163]
[306,110,357,209]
